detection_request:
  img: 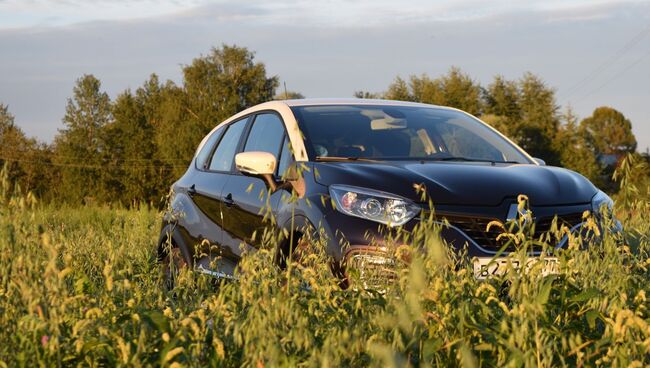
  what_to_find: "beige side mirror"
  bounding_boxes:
[235,151,277,175]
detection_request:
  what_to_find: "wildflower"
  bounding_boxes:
[164,347,184,363]
[163,307,173,318]
[41,335,49,347]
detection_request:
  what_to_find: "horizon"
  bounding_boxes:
[1,0,648,152]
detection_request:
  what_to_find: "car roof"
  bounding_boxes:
[274,98,448,109]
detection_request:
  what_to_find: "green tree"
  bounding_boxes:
[275,90,305,100]
[151,81,195,179]
[0,104,55,200]
[482,75,521,136]
[353,91,382,99]
[135,74,178,202]
[516,72,561,164]
[154,45,278,178]
[433,67,482,115]
[385,68,482,115]
[103,90,160,205]
[54,74,112,203]
[580,106,637,156]
[0,104,26,197]
[554,107,602,184]
[384,76,412,101]
[482,73,560,164]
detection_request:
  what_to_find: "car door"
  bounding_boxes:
[189,117,249,261]
[221,112,288,256]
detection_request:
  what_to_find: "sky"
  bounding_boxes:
[1,0,649,152]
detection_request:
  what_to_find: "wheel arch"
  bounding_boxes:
[157,223,193,267]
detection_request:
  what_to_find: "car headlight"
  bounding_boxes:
[591,190,614,216]
[591,190,623,232]
[329,185,420,226]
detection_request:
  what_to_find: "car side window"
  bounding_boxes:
[243,113,286,159]
[208,118,248,172]
[195,126,226,170]
[277,136,293,178]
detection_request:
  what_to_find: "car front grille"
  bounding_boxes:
[439,212,585,252]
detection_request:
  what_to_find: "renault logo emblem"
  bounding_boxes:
[506,203,533,226]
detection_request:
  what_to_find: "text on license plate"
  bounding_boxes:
[473,257,559,279]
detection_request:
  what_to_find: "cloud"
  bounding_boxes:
[0,0,649,150]
[1,0,645,29]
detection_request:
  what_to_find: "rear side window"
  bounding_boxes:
[243,113,286,158]
[195,126,226,170]
[208,118,248,172]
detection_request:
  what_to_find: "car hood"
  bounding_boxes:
[312,161,598,206]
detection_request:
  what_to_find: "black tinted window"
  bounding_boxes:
[195,126,226,170]
[291,105,531,164]
[244,113,285,158]
[209,118,247,172]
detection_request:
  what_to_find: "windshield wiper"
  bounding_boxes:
[432,156,520,164]
[314,156,378,162]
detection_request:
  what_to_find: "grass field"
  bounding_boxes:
[0,158,649,367]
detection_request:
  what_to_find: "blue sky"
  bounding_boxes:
[1,0,649,152]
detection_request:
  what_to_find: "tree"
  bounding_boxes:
[515,72,561,164]
[580,106,637,156]
[384,77,412,101]
[482,75,521,136]
[275,90,305,100]
[385,68,482,115]
[482,73,561,165]
[433,67,482,115]
[135,74,178,202]
[182,44,278,131]
[554,107,602,185]
[54,74,112,203]
[103,90,159,205]
[0,104,55,200]
[353,91,382,99]
[152,45,278,179]
[0,104,26,197]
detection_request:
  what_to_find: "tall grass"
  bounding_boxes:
[0,156,648,367]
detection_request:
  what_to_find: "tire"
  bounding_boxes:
[160,239,187,290]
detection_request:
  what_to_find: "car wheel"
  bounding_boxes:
[160,243,187,290]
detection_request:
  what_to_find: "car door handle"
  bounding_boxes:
[224,193,234,207]
[188,184,196,197]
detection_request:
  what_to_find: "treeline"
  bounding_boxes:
[0,45,646,206]
[1,45,278,205]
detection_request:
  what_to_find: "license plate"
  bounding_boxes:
[473,257,559,279]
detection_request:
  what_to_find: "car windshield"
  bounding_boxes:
[291,104,532,164]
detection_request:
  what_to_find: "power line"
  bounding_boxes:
[0,155,188,170]
[574,46,650,104]
[563,24,650,100]
[0,151,188,163]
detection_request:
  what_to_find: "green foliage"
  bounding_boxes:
[0,160,648,366]
[483,72,562,165]
[554,107,602,185]
[0,104,55,201]
[385,67,483,115]
[104,90,161,205]
[155,45,278,179]
[0,45,280,206]
[0,46,642,206]
[54,74,112,204]
[275,90,305,100]
[581,106,637,155]
[353,91,382,99]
